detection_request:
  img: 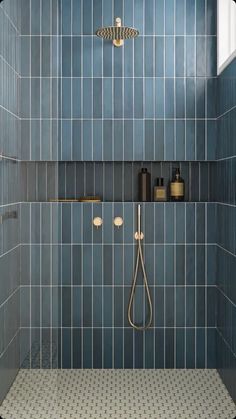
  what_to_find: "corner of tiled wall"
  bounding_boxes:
[215,57,236,402]
[0,0,22,403]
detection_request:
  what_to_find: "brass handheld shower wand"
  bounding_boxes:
[128,205,153,331]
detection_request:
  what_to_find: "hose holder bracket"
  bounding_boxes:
[134,232,144,241]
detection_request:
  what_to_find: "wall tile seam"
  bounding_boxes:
[0,328,20,361]
[0,244,21,260]
[0,286,20,311]
[19,242,217,246]
[0,5,21,35]
[0,105,21,121]
[216,243,236,259]
[217,104,236,120]
[0,55,21,78]
[19,326,217,330]
[19,34,218,38]
[216,328,236,360]
[19,284,217,288]
[216,286,236,309]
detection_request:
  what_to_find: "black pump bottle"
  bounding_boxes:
[139,168,151,202]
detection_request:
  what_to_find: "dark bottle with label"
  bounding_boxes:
[139,168,151,202]
[170,168,184,201]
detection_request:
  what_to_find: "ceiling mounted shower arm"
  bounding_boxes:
[113,17,123,48]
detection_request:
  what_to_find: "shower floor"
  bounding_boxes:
[0,370,235,419]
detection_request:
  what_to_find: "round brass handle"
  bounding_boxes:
[114,217,123,228]
[93,217,103,228]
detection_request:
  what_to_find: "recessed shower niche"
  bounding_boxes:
[21,161,213,203]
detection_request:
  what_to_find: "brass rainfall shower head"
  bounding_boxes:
[96,17,139,47]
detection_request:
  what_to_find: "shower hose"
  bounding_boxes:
[127,204,153,331]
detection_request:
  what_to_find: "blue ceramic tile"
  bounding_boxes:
[93,37,103,77]
[134,331,143,368]
[114,45,123,78]
[186,287,195,326]
[176,329,185,368]
[186,329,195,368]
[103,288,112,328]
[134,0,144,35]
[124,329,133,368]
[103,121,113,161]
[83,329,92,368]
[93,79,102,119]
[175,0,185,35]
[165,121,174,160]
[186,245,196,285]
[103,246,113,285]
[31,0,40,34]
[83,0,92,34]
[196,0,206,35]
[114,79,123,118]
[165,0,174,35]
[93,329,102,368]
[61,245,71,285]
[186,37,195,77]
[72,0,82,35]
[155,286,164,326]
[186,0,196,35]
[155,121,164,160]
[196,328,206,368]
[134,37,144,77]
[165,328,174,368]
[73,329,81,368]
[124,41,133,78]
[83,288,92,327]
[93,288,102,327]
[134,120,144,160]
[155,328,164,368]
[83,38,92,77]
[145,121,154,160]
[165,38,175,78]
[114,121,124,162]
[186,120,195,160]
[62,0,71,35]
[155,37,164,77]
[207,0,217,36]
[103,328,112,369]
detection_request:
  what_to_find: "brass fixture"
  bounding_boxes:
[114,217,123,228]
[134,231,144,240]
[96,17,139,48]
[93,217,103,229]
[128,204,153,331]
[79,196,102,203]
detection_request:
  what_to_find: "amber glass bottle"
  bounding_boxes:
[170,168,184,201]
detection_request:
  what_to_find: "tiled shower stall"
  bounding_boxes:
[0,0,236,409]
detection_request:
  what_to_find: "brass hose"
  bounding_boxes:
[127,205,153,331]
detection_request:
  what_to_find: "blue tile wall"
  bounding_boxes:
[215,58,236,401]
[20,0,217,161]
[20,202,216,369]
[0,0,21,404]
[18,0,220,375]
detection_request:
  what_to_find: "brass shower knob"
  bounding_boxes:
[93,217,103,228]
[114,217,123,228]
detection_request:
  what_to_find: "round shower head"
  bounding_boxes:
[96,17,139,47]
